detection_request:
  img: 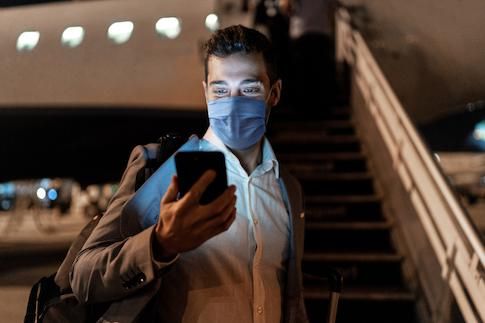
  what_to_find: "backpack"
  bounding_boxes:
[24,133,187,323]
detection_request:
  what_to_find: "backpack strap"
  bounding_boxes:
[25,277,41,323]
[135,133,187,191]
[24,274,60,323]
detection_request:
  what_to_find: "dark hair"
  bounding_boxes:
[204,25,278,84]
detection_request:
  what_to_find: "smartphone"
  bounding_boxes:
[174,151,228,205]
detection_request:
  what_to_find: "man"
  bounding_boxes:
[71,25,307,323]
[279,0,337,108]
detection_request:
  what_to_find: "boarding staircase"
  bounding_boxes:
[269,107,420,323]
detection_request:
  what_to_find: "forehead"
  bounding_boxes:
[207,52,269,84]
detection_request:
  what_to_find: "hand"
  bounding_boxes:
[153,170,237,260]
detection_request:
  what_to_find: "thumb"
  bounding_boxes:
[161,176,179,205]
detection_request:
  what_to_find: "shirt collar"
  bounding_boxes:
[260,135,280,179]
[202,127,280,179]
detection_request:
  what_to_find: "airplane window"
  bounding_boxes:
[61,26,85,48]
[155,17,181,39]
[205,14,219,32]
[107,21,134,44]
[16,31,40,52]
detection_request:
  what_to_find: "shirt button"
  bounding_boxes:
[253,218,259,225]
[257,306,264,314]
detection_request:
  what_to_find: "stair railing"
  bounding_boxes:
[335,7,484,323]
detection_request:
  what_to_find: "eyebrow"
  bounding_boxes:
[209,80,227,86]
[208,79,262,86]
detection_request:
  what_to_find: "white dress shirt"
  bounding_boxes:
[157,129,290,323]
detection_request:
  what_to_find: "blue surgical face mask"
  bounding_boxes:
[208,96,267,150]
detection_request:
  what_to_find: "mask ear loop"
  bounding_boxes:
[265,84,274,106]
[264,84,274,125]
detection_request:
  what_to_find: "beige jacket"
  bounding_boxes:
[70,141,307,323]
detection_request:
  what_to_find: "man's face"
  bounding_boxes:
[203,52,281,110]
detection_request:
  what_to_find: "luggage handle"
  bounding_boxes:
[303,267,343,323]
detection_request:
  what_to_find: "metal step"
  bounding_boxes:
[272,133,362,154]
[304,222,394,253]
[305,296,418,323]
[303,252,401,262]
[284,160,368,174]
[272,106,352,122]
[269,120,356,136]
[296,172,372,180]
[303,251,404,288]
[305,195,384,222]
[272,133,359,144]
[306,194,382,204]
[270,119,354,129]
[304,286,414,301]
[304,221,392,230]
[278,152,366,162]
[298,173,375,196]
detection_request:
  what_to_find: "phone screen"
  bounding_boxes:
[175,151,228,205]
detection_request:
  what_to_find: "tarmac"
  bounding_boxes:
[0,210,88,322]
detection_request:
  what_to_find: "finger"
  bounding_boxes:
[195,192,236,225]
[199,205,237,238]
[181,170,216,204]
[210,208,237,236]
[201,185,237,215]
[219,207,237,231]
[161,176,179,205]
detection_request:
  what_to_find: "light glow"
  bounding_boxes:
[107,21,134,44]
[62,26,85,48]
[155,17,181,39]
[36,187,46,200]
[473,120,485,141]
[205,14,219,32]
[47,189,58,201]
[1,200,11,210]
[17,31,40,52]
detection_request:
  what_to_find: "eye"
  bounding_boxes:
[212,87,229,96]
[242,87,261,95]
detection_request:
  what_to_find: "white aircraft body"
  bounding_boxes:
[0,0,223,110]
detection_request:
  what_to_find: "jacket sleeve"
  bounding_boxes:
[70,145,174,304]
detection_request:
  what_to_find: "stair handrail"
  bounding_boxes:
[335,7,485,323]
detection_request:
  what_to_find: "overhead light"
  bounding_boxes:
[155,17,181,39]
[62,26,85,48]
[17,31,40,52]
[107,21,134,44]
[205,14,219,32]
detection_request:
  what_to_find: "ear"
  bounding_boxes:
[202,81,208,103]
[269,79,282,107]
